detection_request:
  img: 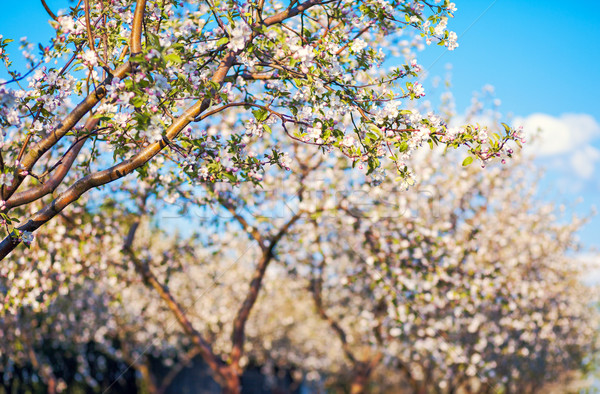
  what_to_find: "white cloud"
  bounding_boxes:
[575,253,600,286]
[570,145,600,179]
[515,113,600,157]
[511,113,600,181]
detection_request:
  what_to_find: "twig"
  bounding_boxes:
[40,0,58,21]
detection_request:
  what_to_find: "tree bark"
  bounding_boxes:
[137,362,160,394]
[350,372,369,394]
[218,365,241,394]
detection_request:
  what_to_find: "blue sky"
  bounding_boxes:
[416,0,600,253]
[1,1,599,252]
[417,0,600,119]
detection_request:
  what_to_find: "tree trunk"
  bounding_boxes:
[349,361,375,394]
[46,377,57,394]
[218,365,241,394]
[137,362,160,394]
[350,372,369,394]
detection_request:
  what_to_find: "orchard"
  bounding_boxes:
[0,1,596,393]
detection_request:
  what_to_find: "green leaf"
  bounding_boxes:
[216,37,229,47]
[129,54,145,63]
[131,96,145,108]
[252,108,269,122]
[146,32,160,48]
[366,131,378,142]
[164,53,183,64]
[92,113,113,121]
[462,156,474,167]
[224,172,237,182]
[367,124,382,136]
[0,213,12,225]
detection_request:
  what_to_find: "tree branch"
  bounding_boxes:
[84,0,95,52]
[131,0,146,54]
[208,185,265,248]
[2,62,131,202]
[309,251,357,364]
[1,0,147,201]
[157,347,202,394]
[126,248,231,388]
[4,117,98,212]
[229,211,303,371]
[0,0,329,259]
[40,0,57,21]
[262,0,331,25]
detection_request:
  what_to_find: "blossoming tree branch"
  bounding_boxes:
[0,0,522,259]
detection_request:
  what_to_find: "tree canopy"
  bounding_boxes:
[0,0,521,258]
